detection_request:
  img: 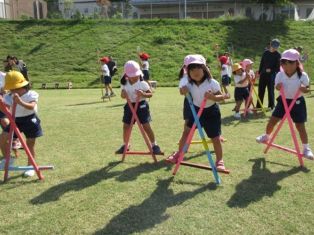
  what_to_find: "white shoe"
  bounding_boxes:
[0,158,15,169]
[24,169,35,177]
[303,148,314,160]
[256,134,269,143]
[248,110,254,114]
[233,112,241,119]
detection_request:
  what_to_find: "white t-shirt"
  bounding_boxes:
[4,90,38,117]
[221,64,229,76]
[187,78,221,108]
[234,73,248,88]
[275,71,309,99]
[102,64,110,76]
[178,74,189,88]
[0,71,6,89]
[121,80,150,103]
[142,61,149,71]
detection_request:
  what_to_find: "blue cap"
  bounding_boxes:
[270,39,280,49]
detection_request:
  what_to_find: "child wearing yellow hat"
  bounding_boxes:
[0,71,43,177]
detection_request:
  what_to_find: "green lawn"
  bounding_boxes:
[1,87,314,234]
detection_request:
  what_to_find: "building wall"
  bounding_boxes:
[58,0,99,18]
[2,0,47,19]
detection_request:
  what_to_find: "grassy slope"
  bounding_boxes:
[0,19,314,88]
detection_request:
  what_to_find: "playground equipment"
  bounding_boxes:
[116,94,164,162]
[0,101,53,182]
[170,94,230,185]
[259,88,311,167]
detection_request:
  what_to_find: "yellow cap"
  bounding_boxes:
[232,63,243,72]
[4,71,29,90]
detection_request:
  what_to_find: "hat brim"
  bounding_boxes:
[126,70,143,78]
[4,80,29,90]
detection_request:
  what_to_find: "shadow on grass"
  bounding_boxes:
[227,158,309,208]
[66,101,107,106]
[30,161,170,205]
[93,177,215,235]
[221,112,269,127]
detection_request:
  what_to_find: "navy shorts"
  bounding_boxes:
[0,111,5,119]
[143,70,150,81]
[102,76,112,85]
[187,103,221,138]
[123,100,151,125]
[234,87,249,101]
[272,96,307,123]
[222,75,231,86]
[4,114,43,138]
[183,98,192,121]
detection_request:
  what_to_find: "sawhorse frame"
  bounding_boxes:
[117,95,163,162]
[0,101,53,182]
[261,88,309,167]
[172,94,230,185]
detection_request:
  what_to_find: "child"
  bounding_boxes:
[139,53,150,83]
[219,55,231,95]
[242,59,256,112]
[115,60,162,154]
[0,71,43,176]
[232,63,249,119]
[256,49,313,159]
[167,54,228,170]
[100,57,115,98]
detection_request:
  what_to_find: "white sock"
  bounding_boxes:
[152,141,157,146]
[303,143,309,149]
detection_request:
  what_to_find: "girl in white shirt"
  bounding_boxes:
[256,49,313,159]
[115,60,162,155]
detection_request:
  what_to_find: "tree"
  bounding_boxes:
[96,0,111,18]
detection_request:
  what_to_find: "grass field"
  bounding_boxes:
[0,87,314,234]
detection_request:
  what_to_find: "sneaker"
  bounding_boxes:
[234,112,241,119]
[12,139,22,150]
[115,144,130,154]
[303,148,314,160]
[256,134,269,143]
[110,92,116,97]
[152,145,162,154]
[0,158,15,169]
[165,151,180,164]
[216,159,226,171]
[248,110,254,115]
[24,169,35,177]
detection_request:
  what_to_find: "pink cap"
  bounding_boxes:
[242,59,254,70]
[281,49,300,61]
[185,54,206,66]
[183,55,192,66]
[124,60,143,77]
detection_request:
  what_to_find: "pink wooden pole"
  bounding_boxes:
[243,80,254,117]
[173,97,207,175]
[125,94,157,162]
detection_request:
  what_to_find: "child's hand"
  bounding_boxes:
[121,89,127,98]
[181,86,189,95]
[136,89,145,97]
[276,83,282,91]
[12,93,22,104]
[300,85,309,93]
[205,90,215,100]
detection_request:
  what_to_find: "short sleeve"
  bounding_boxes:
[275,72,282,86]
[141,81,150,91]
[4,94,12,106]
[210,79,221,93]
[179,75,189,88]
[28,91,39,102]
[300,72,310,86]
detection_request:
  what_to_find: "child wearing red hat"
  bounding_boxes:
[100,57,115,98]
[219,55,231,95]
[139,53,150,84]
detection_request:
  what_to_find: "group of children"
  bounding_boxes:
[116,48,313,173]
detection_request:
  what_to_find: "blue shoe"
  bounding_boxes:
[115,144,130,154]
[152,145,162,154]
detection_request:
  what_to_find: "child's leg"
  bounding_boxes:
[0,118,9,129]
[142,123,155,144]
[265,116,281,135]
[178,121,190,152]
[222,85,228,94]
[123,123,131,144]
[26,138,36,165]
[234,100,242,112]
[295,123,308,144]
[104,84,109,95]
[0,132,9,157]
[211,136,223,162]
[108,83,113,93]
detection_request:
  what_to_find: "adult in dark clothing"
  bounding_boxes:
[107,56,117,77]
[256,39,281,109]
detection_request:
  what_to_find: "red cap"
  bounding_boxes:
[139,53,150,60]
[100,57,109,63]
[219,56,228,64]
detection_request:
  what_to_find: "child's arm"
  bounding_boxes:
[300,84,310,93]
[12,93,36,110]
[180,86,189,96]
[275,83,282,91]
[121,89,127,99]
[136,89,152,98]
[205,90,230,102]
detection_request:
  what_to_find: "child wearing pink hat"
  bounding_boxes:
[167,54,229,170]
[115,60,162,154]
[256,49,313,159]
